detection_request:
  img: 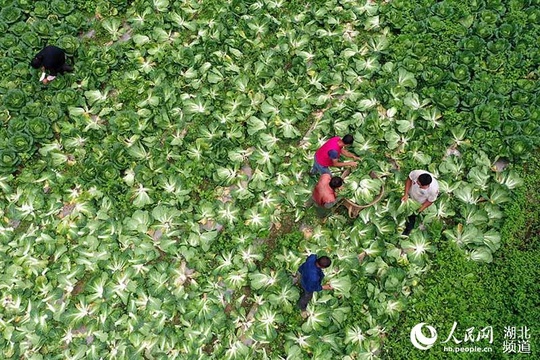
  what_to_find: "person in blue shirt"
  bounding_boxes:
[296,254,332,315]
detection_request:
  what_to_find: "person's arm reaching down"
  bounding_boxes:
[341,148,361,161]
[418,200,433,212]
[402,177,412,202]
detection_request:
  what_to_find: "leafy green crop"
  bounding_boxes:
[0,0,538,359]
[0,6,22,23]
[51,0,75,15]
[3,89,26,110]
[8,131,34,154]
[384,156,540,359]
[0,149,20,173]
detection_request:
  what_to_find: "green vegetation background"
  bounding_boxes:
[1,0,539,358]
[385,155,540,359]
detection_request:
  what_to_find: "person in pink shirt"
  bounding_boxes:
[312,175,343,209]
[311,134,361,175]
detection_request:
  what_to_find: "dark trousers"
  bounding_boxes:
[402,214,417,236]
[305,198,332,218]
[50,63,73,75]
[59,63,73,74]
[297,287,314,311]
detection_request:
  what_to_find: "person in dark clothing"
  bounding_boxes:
[30,46,73,84]
[296,254,332,317]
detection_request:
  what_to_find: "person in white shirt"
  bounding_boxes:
[401,170,439,212]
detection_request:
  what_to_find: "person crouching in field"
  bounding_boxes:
[313,175,343,208]
[309,175,344,217]
[31,45,73,84]
[310,134,361,175]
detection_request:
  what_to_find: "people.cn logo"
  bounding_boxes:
[410,323,438,350]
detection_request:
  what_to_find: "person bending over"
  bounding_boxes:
[312,175,343,209]
[297,254,332,317]
[401,170,439,235]
[401,170,439,212]
[311,134,361,175]
[31,45,73,84]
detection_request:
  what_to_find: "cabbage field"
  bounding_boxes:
[1,0,539,359]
